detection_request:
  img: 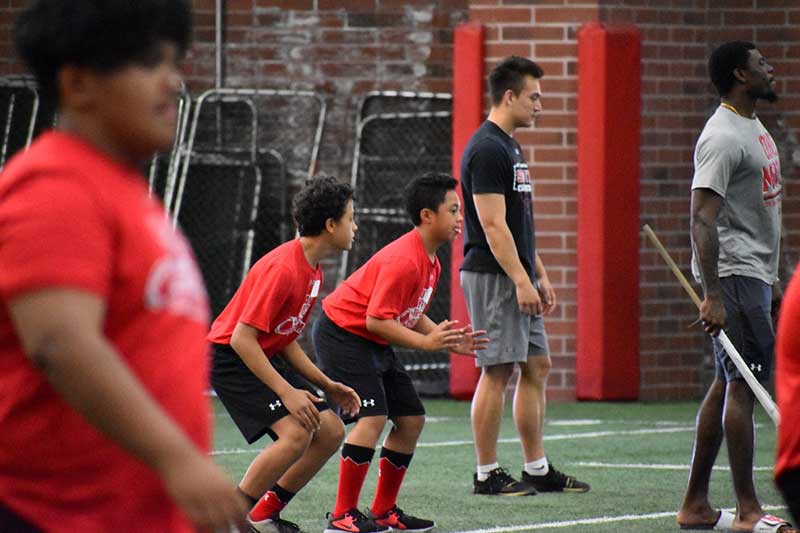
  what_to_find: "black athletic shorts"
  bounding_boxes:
[713,275,775,384]
[210,343,330,444]
[311,310,425,423]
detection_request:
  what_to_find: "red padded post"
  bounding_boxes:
[449,23,483,400]
[576,23,641,400]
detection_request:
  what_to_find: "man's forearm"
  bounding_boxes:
[534,253,548,280]
[691,216,721,296]
[484,224,531,285]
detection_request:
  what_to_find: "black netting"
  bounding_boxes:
[0,77,55,171]
[345,103,453,395]
[359,91,452,123]
[175,160,261,318]
[172,89,323,318]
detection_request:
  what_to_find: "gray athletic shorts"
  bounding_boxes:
[460,270,549,367]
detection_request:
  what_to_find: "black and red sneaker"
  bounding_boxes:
[367,506,435,532]
[324,508,389,533]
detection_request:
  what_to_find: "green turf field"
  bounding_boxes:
[212,398,788,532]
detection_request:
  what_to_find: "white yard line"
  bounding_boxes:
[212,425,696,456]
[569,461,773,472]
[449,504,787,533]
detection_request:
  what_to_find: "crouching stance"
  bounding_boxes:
[313,173,488,533]
[209,177,361,533]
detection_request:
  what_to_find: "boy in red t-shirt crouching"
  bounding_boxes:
[312,173,488,533]
[209,176,362,533]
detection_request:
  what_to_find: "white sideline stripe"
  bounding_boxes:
[418,426,697,449]
[449,504,787,533]
[211,425,695,456]
[570,461,773,472]
[214,409,687,427]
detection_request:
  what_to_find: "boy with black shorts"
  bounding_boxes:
[313,173,487,533]
[0,1,248,531]
[209,176,362,533]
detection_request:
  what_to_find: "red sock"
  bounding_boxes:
[249,484,295,522]
[370,448,413,517]
[333,443,375,516]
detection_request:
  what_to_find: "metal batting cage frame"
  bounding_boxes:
[343,91,453,395]
[0,76,56,171]
[170,88,326,318]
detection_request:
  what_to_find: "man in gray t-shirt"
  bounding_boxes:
[677,42,795,533]
[690,107,782,285]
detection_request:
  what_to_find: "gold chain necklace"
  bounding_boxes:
[720,102,749,118]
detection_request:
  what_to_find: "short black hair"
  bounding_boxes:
[709,41,756,97]
[405,172,458,226]
[292,175,354,237]
[489,56,544,105]
[14,0,192,104]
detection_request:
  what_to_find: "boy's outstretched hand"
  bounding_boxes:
[422,319,468,351]
[325,381,361,417]
[451,324,489,357]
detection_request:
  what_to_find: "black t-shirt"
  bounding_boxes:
[460,120,535,276]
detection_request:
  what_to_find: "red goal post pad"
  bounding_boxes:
[449,23,483,401]
[576,23,641,400]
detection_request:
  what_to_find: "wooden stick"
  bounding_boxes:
[642,224,780,426]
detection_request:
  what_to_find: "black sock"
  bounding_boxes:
[379,447,413,469]
[341,442,376,463]
[271,483,296,505]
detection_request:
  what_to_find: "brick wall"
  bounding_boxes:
[476,0,800,401]
[2,1,799,401]
[603,1,800,400]
[189,0,469,179]
[0,2,24,75]
[470,2,595,402]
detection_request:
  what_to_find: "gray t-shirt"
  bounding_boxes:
[691,106,783,285]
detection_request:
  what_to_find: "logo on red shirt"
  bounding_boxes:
[275,279,320,335]
[397,286,433,328]
[144,213,208,323]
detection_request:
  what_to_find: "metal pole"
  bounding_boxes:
[215,0,223,89]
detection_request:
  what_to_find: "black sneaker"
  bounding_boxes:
[367,505,436,532]
[521,463,590,493]
[473,467,538,496]
[324,508,389,533]
[248,515,307,533]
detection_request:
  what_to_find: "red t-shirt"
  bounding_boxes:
[776,265,800,478]
[208,239,323,357]
[323,229,440,345]
[0,132,210,532]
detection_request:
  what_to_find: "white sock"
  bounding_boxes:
[476,462,500,482]
[524,457,549,476]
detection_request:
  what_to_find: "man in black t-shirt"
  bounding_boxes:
[460,56,589,496]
